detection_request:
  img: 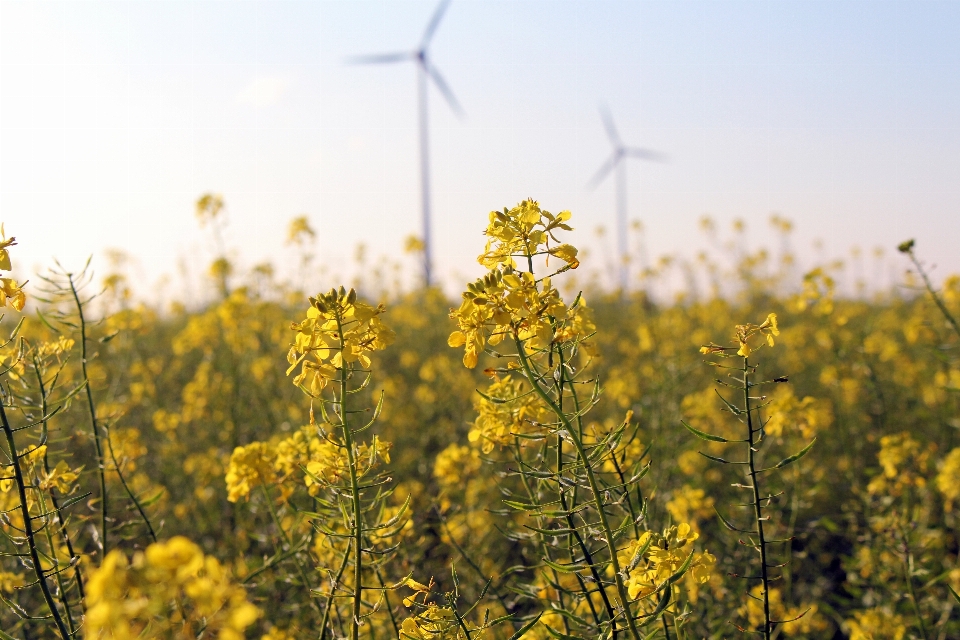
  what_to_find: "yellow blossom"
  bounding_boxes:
[84,536,259,640]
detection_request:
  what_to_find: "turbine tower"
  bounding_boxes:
[587,106,663,293]
[349,0,462,288]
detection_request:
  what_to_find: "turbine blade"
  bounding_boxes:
[421,0,452,49]
[626,147,667,162]
[425,62,464,117]
[345,52,411,65]
[599,104,621,146]
[586,153,620,189]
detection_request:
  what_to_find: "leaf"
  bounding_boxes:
[542,558,588,574]
[950,584,960,605]
[772,438,817,470]
[502,500,540,512]
[714,507,750,534]
[138,489,166,508]
[714,389,742,415]
[0,629,20,640]
[507,613,543,640]
[699,452,743,465]
[476,388,509,404]
[680,419,729,443]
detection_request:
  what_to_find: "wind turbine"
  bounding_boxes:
[587,106,664,293]
[348,0,462,288]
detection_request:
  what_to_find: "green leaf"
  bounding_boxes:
[542,558,588,574]
[773,438,817,470]
[507,613,543,640]
[699,452,744,465]
[714,389,742,415]
[0,629,20,640]
[950,584,960,605]
[681,419,729,443]
[138,489,165,508]
[476,388,509,404]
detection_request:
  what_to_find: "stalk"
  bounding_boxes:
[67,275,108,556]
[103,428,157,543]
[552,344,617,633]
[743,357,771,640]
[336,312,364,640]
[0,400,70,639]
[515,336,641,640]
[259,484,323,620]
[37,490,76,636]
[902,246,960,340]
[32,357,85,603]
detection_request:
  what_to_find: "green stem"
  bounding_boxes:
[553,345,617,635]
[37,489,76,637]
[260,484,323,620]
[743,358,771,640]
[336,313,364,640]
[906,249,960,340]
[33,357,85,604]
[67,275,108,558]
[899,524,929,640]
[0,400,71,639]
[320,540,353,640]
[103,426,157,543]
[515,335,641,640]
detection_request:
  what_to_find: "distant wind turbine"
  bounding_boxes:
[348,0,462,288]
[587,106,664,292]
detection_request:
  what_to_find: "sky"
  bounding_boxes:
[2,0,960,296]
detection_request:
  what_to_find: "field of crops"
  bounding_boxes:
[0,198,957,639]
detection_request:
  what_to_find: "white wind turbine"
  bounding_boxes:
[348,0,463,288]
[587,106,664,292]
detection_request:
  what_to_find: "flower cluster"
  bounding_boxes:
[84,536,259,639]
[287,286,395,394]
[224,428,392,502]
[700,312,779,357]
[477,199,578,270]
[449,200,590,369]
[618,523,715,602]
[469,375,550,452]
[739,586,828,636]
[0,226,25,311]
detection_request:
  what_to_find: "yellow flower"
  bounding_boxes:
[937,446,960,510]
[225,442,277,503]
[286,215,315,246]
[288,287,394,395]
[84,536,259,639]
[618,523,715,602]
[0,277,25,311]
[846,607,906,640]
[469,375,548,453]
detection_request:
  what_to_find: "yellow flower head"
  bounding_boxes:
[477,199,575,270]
[84,536,259,639]
[701,313,781,357]
[287,287,395,395]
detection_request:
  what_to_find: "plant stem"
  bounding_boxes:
[515,336,641,640]
[33,358,85,603]
[259,485,323,620]
[905,249,960,340]
[0,400,71,639]
[743,357,771,640]
[337,313,364,640]
[68,275,108,557]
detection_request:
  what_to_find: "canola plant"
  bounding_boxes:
[0,201,957,639]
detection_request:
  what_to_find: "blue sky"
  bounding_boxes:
[2,0,960,294]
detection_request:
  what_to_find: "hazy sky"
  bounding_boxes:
[2,0,960,295]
